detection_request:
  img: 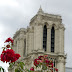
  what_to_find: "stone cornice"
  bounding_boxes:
[41,15,62,22]
[30,13,62,26]
[27,51,66,58]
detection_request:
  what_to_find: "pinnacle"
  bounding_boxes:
[37,6,44,14]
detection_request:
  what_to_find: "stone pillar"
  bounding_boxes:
[39,25,43,51]
[18,38,24,59]
[28,32,34,54]
[55,29,59,53]
[34,25,43,51]
[59,28,64,54]
[57,56,65,72]
[47,28,51,53]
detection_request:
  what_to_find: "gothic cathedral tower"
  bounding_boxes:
[9,7,66,72]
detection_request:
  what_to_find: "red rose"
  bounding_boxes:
[55,68,58,71]
[4,37,14,43]
[51,63,53,68]
[34,58,40,66]
[0,49,20,63]
[37,60,43,63]
[30,67,34,71]
[6,44,10,48]
[15,54,21,59]
[38,56,43,60]
[45,59,49,64]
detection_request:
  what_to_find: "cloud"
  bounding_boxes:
[0,0,19,7]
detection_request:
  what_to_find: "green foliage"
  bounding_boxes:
[15,68,20,72]
[15,62,25,72]
[9,62,15,68]
[26,70,34,72]
[42,63,47,70]
[0,68,1,72]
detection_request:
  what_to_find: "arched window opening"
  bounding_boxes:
[43,25,47,51]
[51,26,55,52]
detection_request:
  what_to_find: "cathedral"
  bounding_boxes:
[9,7,66,72]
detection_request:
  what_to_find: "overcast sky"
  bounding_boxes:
[0,0,72,72]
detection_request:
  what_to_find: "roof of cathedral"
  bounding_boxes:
[30,6,62,23]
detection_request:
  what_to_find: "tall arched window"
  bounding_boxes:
[43,25,47,51]
[51,26,55,52]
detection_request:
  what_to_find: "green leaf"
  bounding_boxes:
[0,67,1,72]
[11,47,12,49]
[3,49,5,51]
[15,68,20,72]
[20,62,25,66]
[20,65,23,69]
[42,64,47,70]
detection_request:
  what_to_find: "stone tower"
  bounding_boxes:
[9,7,66,72]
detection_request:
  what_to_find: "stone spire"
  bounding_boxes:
[37,6,44,14]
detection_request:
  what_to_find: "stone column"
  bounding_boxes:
[57,56,65,72]
[18,38,24,59]
[28,32,34,54]
[47,28,51,53]
[55,29,59,53]
[39,25,43,50]
[59,28,64,54]
[34,25,43,51]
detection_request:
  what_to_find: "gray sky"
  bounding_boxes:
[0,0,72,72]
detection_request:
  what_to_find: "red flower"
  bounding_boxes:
[6,44,10,48]
[4,37,14,43]
[15,54,21,59]
[50,69,53,72]
[51,63,53,68]
[30,67,34,71]
[34,58,40,66]
[45,59,49,64]
[37,60,43,63]
[0,49,20,63]
[38,56,43,60]
[55,68,58,71]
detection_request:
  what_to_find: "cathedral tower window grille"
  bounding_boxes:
[43,25,47,51]
[51,26,55,52]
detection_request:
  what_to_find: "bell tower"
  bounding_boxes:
[26,7,66,72]
[11,7,66,72]
[28,7,65,54]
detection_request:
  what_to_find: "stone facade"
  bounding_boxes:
[8,7,66,72]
